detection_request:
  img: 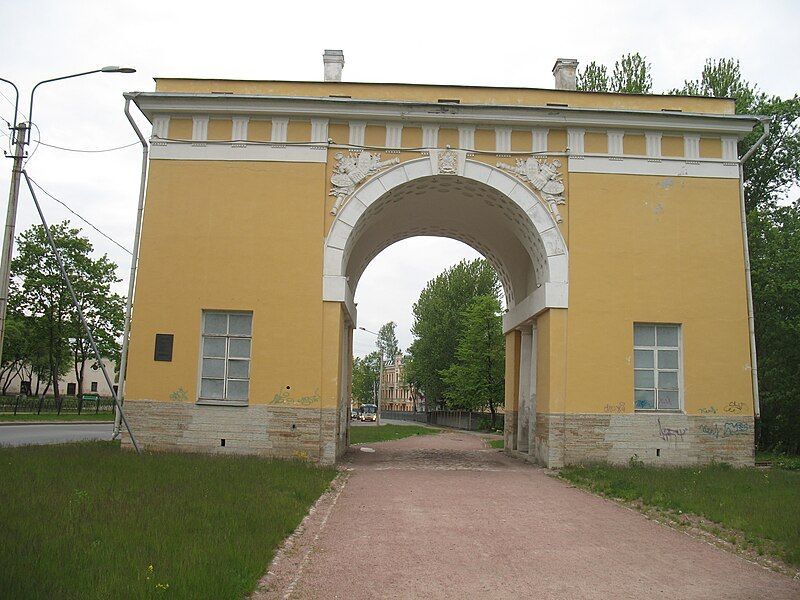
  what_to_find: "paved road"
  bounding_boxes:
[0,423,113,446]
[257,430,799,600]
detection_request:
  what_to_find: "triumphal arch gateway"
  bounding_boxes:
[123,52,760,466]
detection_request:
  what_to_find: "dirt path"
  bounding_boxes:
[255,430,799,599]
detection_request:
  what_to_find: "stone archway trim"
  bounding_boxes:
[323,154,569,327]
[502,282,567,333]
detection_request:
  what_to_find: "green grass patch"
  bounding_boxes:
[757,451,800,471]
[559,462,800,566]
[0,442,336,599]
[0,412,113,422]
[487,439,504,449]
[350,424,438,444]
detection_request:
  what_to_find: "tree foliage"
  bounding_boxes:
[400,352,423,411]
[749,203,800,453]
[375,321,400,362]
[352,351,380,405]
[9,222,124,399]
[576,61,609,92]
[610,53,653,94]
[578,53,652,94]
[440,295,505,423]
[407,259,500,408]
[671,58,800,212]
[0,312,26,394]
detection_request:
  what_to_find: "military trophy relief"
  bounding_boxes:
[497,157,567,223]
[329,151,400,215]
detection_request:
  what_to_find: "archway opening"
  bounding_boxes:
[325,158,569,462]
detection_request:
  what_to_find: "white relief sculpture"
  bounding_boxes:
[497,157,566,223]
[329,150,400,215]
[438,145,458,175]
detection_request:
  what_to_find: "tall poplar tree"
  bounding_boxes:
[407,259,501,408]
[440,295,505,424]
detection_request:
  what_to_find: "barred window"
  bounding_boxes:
[199,311,252,402]
[634,323,681,411]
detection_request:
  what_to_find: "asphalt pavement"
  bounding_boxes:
[0,423,113,447]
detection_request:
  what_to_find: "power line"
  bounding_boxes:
[25,175,132,255]
[37,139,139,153]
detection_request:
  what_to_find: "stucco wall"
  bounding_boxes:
[125,160,328,409]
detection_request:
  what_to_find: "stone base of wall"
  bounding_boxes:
[121,400,338,464]
[516,413,754,468]
[504,410,517,451]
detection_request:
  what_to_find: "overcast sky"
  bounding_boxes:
[1,0,797,358]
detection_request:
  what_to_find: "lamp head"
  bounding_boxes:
[101,66,136,73]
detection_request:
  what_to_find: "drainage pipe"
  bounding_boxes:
[113,93,148,440]
[738,116,771,419]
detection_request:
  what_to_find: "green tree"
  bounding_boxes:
[0,312,26,394]
[352,351,380,405]
[577,53,653,94]
[610,53,653,94]
[440,295,505,425]
[10,222,124,402]
[18,316,52,396]
[408,258,501,408]
[576,61,609,92]
[376,321,400,363]
[401,352,423,412]
[748,203,800,453]
[671,58,800,212]
[68,260,124,396]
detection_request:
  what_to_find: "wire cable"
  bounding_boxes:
[23,122,41,166]
[37,139,140,153]
[25,175,132,255]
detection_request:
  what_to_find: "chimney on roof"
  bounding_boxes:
[323,49,345,82]
[552,58,579,91]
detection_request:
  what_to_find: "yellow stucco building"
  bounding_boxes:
[123,52,759,466]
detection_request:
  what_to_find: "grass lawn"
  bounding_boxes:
[350,424,439,444]
[486,439,504,449]
[0,442,336,599]
[0,412,113,422]
[559,462,800,567]
[757,451,800,471]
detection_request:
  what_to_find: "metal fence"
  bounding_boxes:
[382,409,504,432]
[0,394,115,415]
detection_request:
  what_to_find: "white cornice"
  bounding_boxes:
[132,92,759,138]
[569,155,739,179]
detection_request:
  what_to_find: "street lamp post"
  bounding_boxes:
[359,326,383,426]
[0,66,135,362]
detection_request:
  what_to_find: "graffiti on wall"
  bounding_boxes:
[657,418,687,442]
[270,388,320,407]
[603,402,626,414]
[724,401,744,414]
[698,406,717,415]
[698,421,753,439]
[169,387,188,402]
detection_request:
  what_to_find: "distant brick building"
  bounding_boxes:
[381,355,424,412]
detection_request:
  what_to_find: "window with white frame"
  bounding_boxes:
[633,323,681,411]
[199,311,252,402]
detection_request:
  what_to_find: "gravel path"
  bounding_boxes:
[255,430,799,599]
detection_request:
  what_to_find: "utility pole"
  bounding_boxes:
[0,122,27,359]
[0,67,135,363]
